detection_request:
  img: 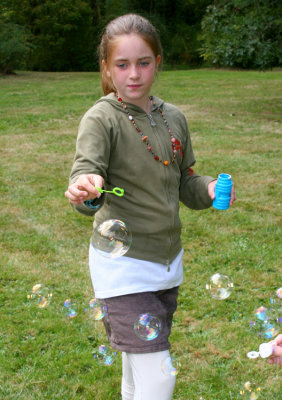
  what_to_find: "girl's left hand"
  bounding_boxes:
[208,180,236,207]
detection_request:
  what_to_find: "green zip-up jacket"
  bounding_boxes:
[69,93,214,265]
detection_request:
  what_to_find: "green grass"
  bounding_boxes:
[0,69,281,399]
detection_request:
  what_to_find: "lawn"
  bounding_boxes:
[0,69,281,399]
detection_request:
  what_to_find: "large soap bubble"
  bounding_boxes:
[206,273,234,300]
[134,313,162,341]
[250,306,280,339]
[91,219,132,258]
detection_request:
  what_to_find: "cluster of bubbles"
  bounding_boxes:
[27,284,53,308]
[91,219,132,259]
[240,381,261,400]
[26,217,280,391]
[206,273,234,300]
[92,345,117,366]
[250,287,281,339]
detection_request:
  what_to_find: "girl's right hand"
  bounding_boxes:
[64,174,104,205]
[269,334,282,366]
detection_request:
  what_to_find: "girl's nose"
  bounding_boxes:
[129,65,140,79]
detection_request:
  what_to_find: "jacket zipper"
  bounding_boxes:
[149,110,173,268]
[147,113,156,126]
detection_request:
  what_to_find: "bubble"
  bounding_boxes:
[240,381,261,399]
[62,299,77,319]
[27,284,52,308]
[91,219,132,259]
[93,345,116,366]
[250,306,279,339]
[206,273,234,300]
[161,355,181,376]
[134,313,162,341]
[270,287,282,323]
[85,298,106,320]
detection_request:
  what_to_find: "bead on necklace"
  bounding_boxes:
[116,94,183,166]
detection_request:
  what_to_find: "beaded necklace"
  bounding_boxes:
[116,94,182,166]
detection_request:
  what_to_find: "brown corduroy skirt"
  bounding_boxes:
[99,286,179,353]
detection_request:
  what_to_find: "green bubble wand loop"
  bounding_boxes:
[95,186,124,197]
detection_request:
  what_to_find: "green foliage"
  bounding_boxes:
[0,21,32,74]
[0,0,213,72]
[200,0,282,69]
[1,0,282,72]
[27,0,96,71]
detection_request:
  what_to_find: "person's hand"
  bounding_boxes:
[269,334,282,366]
[65,174,104,205]
[208,180,236,206]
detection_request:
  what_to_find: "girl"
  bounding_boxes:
[65,13,235,400]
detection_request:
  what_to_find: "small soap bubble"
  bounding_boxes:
[62,299,77,319]
[250,306,279,339]
[134,313,162,341]
[27,284,52,308]
[91,219,132,258]
[240,381,261,399]
[85,298,106,320]
[93,345,116,366]
[270,287,282,322]
[161,355,181,376]
[206,273,234,300]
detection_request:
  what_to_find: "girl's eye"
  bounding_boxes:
[140,61,149,67]
[117,63,127,69]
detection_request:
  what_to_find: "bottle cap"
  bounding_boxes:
[259,342,273,358]
[247,351,259,359]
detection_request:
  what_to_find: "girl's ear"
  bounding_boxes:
[102,59,111,78]
[155,55,161,73]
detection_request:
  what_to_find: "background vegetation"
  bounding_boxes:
[1,0,281,73]
[0,69,281,399]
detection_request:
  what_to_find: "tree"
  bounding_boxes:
[0,1,32,73]
[200,0,282,69]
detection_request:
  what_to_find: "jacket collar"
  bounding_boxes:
[95,92,164,115]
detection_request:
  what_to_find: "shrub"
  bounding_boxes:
[200,0,282,69]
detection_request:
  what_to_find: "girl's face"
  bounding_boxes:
[103,33,161,112]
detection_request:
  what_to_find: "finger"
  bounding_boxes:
[269,356,282,366]
[208,180,216,200]
[88,174,105,198]
[68,186,88,198]
[272,344,282,357]
[69,198,85,205]
[230,184,236,206]
[78,175,103,196]
[66,190,88,204]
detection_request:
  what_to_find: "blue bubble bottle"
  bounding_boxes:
[213,173,233,210]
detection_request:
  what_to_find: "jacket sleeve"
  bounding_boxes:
[68,105,112,216]
[179,114,215,210]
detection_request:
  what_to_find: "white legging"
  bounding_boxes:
[121,350,176,400]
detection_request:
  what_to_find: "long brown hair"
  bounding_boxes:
[99,14,163,95]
